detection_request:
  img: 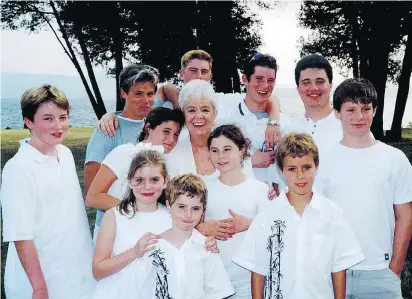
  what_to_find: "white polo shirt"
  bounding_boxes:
[1,140,96,299]
[232,192,364,299]
[316,141,412,270]
[136,229,234,299]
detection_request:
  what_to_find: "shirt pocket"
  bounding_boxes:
[311,233,334,278]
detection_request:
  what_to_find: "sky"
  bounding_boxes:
[0,1,346,86]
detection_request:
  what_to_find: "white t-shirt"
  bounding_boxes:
[232,192,364,299]
[1,140,96,299]
[137,230,234,299]
[315,141,412,270]
[204,178,270,284]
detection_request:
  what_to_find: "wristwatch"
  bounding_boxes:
[267,119,280,126]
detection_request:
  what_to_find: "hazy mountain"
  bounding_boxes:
[0,72,116,101]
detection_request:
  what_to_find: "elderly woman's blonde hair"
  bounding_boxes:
[275,133,319,170]
[165,174,208,209]
[178,79,217,115]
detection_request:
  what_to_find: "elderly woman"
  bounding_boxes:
[165,79,255,180]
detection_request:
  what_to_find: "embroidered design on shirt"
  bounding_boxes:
[265,220,286,299]
[150,249,173,299]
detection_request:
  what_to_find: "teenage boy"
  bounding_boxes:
[98,49,281,150]
[232,133,364,299]
[316,78,412,298]
[0,85,96,299]
[84,64,160,241]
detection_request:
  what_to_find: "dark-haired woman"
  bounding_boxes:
[197,124,270,299]
[86,107,185,242]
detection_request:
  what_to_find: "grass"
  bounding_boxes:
[1,127,412,298]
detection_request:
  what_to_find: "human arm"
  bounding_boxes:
[92,209,160,280]
[196,218,235,241]
[389,202,412,276]
[84,162,102,196]
[251,272,265,299]
[265,94,281,149]
[86,164,121,210]
[331,270,345,299]
[97,113,119,137]
[160,83,180,108]
[15,240,48,299]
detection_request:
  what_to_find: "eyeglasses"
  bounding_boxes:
[250,53,277,64]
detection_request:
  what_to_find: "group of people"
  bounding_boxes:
[1,49,411,299]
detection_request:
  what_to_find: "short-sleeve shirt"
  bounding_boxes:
[1,140,96,299]
[85,112,145,227]
[205,178,270,284]
[316,141,412,270]
[232,192,364,299]
[138,230,235,299]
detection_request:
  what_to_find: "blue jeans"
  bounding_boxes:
[346,268,402,299]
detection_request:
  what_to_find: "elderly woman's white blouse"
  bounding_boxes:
[165,133,255,181]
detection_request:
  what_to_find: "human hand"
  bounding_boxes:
[204,236,219,253]
[32,288,48,299]
[227,209,253,233]
[251,150,276,168]
[133,232,160,258]
[389,263,402,277]
[266,181,278,200]
[199,220,235,241]
[97,113,119,136]
[265,125,280,149]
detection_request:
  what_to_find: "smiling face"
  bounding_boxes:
[183,98,216,138]
[146,121,181,153]
[242,66,276,107]
[179,59,212,83]
[24,101,69,149]
[297,68,332,110]
[335,102,375,137]
[129,165,168,208]
[121,81,156,119]
[167,194,204,231]
[281,154,317,197]
[209,135,244,174]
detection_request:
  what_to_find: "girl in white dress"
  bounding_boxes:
[91,149,172,298]
[197,124,270,298]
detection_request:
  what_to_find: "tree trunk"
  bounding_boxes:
[74,22,107,118]
[112,2,124,111]
[386,18,412,141]
[49,1,104,119]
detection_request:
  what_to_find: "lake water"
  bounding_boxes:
[1,88,411,129]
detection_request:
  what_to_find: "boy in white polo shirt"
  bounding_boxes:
[233,133,364,299]
[0,85,96,299]
[316,78,412,298]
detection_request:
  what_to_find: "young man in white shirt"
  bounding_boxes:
[0,85,96,299]
[317,78,412,298]
[232,133,364,299]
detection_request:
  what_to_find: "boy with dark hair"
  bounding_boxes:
[317,78,412,298]
[233,133,364,299]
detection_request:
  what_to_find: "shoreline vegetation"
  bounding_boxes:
[1,127,412,298]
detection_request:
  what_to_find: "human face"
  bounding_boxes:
[281,155,317,197]
[146,121,181,153]
[24,101,69,149]
[183,99,215,138]
[335,102,375,137]
[209,135,244,174]
[121,82,156,119]
[297,68,332,110]
[179,59,212,83]
[129,165,167,209]
[242,66,276,106]
[167,194,204,231]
